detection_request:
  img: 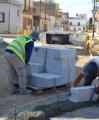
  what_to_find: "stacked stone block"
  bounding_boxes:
[29,46,76,88]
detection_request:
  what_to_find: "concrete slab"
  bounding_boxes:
[30,62,44,73]
[30,46,47,64]
[47,47,76,58]
[30,73,62,88]
[46,56,76,82]
[46,57,68,74]
[69,86,95,102]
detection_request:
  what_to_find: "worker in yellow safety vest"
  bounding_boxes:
[84,35,94,56]
[4,30,40,94]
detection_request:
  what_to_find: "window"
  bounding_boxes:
[78,22,80,26]
[83,27,85,30]
[28,18,30,25]
[70,22,72,25]
[17,9,19,16]
[74,28,76,31]
[0,13,5,22]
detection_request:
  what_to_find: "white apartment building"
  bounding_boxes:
[69,14,87,32]
[0,0,23,33]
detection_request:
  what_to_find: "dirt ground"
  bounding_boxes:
[0,39,98,118]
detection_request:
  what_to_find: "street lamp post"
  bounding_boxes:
[92,0,96,41]
[44,0,47,31]
[24,0,26,11]
[90,0,96,56]
[39,0,41,31]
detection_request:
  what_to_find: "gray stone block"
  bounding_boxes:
[46,64,68,75]
[68,69,76,82]
[29,46,76,88]
[45,57,76,82]
[30,46,47,64]
[30,73,62,88]
[30,62,44,73]
[46,57,68,74]
[47,47,76,58]
[69,85,95,102]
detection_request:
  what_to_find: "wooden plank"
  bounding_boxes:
[27,83,71,94]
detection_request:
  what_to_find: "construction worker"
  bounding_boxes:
[72,56,99,100]
[4,30,40,94]
[86,36,94,57]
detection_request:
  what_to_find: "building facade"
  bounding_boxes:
[62,12,69,31]
[21,0,33,32]
[0,0,60,33]
[95,0,99,34]
[33,1,58,31]
[0,0,22,33]
[69,14,87,32]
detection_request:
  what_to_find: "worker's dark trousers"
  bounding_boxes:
[84,75,97,86]
[4,52,27,93]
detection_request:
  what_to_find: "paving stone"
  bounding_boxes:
[30,62,44,73]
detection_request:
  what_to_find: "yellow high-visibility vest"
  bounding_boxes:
[6,35,32,62]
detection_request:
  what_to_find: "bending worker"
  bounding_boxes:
[72,56,99,94]
[4,31,40,94]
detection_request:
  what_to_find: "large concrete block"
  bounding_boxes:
[68,69,76,82]
[69,85,95,102]
[46,56,76,67]
[30,73,63,88]
[46,57,68,74]
[68,57,76,69]
[46,57,76,82]
[30,46,47,64]
[47,47,76,59]
[29,46,76,88]
[30,62,44,73]
[68,57,76,82]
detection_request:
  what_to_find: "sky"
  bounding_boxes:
[34,0,94,19]
[54,0,93,18]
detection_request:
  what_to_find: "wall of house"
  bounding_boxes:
[0,2,22,33]
[10,4,21,33]
[69,26,86,31]
[39,12,51,31]
[69,18,87,32]
[62,13,69,31]
[0,3,9,33]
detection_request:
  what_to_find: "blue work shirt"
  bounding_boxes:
[25,41,34,64]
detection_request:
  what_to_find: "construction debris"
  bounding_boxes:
[6,111,46,120]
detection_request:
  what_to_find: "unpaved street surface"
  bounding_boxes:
[0,38,98,119]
